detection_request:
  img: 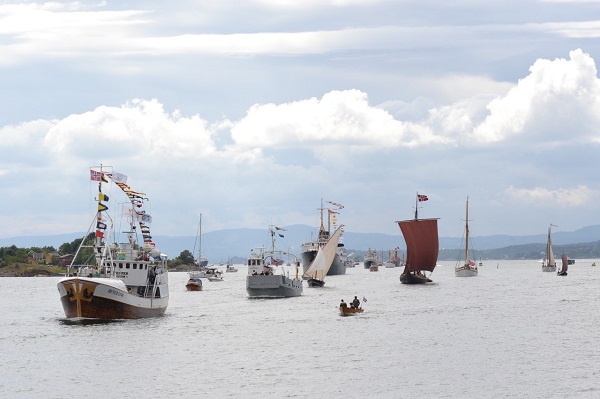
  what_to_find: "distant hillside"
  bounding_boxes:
[2,224,600,262]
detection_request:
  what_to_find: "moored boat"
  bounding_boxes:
[57,167,169,320]
[455,196,478,277]
[398,193,439,284]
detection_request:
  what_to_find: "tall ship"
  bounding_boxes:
[542,224,557,272]
[302,226,343,287]
[363,248,379,269]
[57,166,169,320]
[397,193,439,284]
[246,226,303,298]
[301,199,347,276]
[455,196,478,277]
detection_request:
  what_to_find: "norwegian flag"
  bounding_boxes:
[90,170,102,181]
[417,194,429,202]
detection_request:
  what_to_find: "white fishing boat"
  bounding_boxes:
[57,166,169,320]
[455,196,478,277]
[246,226,303,298]
[302,226,343,287]
[398,192,439,284]
[542,224,557,272]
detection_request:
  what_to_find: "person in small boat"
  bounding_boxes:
[351,296,360,308]
[340,299,348,308]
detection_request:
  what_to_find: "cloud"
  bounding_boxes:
[473,49,600,143]
[43,99,217,164]
[506,185,595,206]
[230,89,449,155]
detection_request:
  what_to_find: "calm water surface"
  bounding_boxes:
[1,260,600,398]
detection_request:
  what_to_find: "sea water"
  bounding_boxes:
[1,260,599,398]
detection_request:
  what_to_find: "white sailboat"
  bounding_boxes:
[542,224,557,272]
[303,226,343,287]
[455,196,478,277]
[194,213,208,267]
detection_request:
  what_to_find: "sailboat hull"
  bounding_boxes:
[455,266,478,277]
[542,266,556,272]
[400,272,432,284]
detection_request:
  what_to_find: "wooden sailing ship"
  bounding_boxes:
[397,193,439,284]
[557,253,568,276]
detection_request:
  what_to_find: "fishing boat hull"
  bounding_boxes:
[384,261,396,268]
[364,260,375,269]
[455,266,478,277]
[57,277,168,320]
[339,306,364,316]
[246,274,303,298]
[306,278,325,287]
[400,272,432,284]
[542,266,556,272]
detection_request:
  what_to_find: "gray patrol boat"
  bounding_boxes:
[246,226,303,298]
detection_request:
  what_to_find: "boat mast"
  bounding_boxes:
[414,192,419,220]
[464,196,469,265]
[198,213,202,262]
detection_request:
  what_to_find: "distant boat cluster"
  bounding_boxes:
[56,171,573,322]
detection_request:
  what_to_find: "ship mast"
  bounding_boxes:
[464,196,469,265]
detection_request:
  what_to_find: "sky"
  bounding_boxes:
[2,0,600,241]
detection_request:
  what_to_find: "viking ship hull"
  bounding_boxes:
[400,271,433,284]
[57,277,168,320]
[339,306,364,316]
